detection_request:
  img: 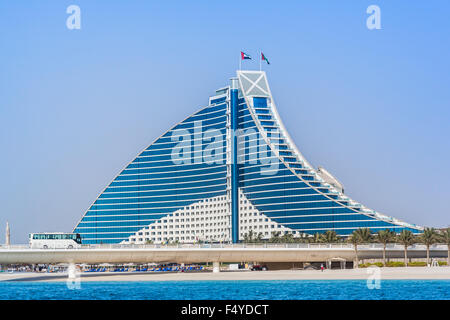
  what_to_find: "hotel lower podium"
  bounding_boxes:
[73,70,423,244]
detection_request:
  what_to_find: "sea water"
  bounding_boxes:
[0,280,449,300]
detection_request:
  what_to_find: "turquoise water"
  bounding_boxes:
[0,280,449,300]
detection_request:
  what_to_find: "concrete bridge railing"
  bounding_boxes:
[1,243,447,250]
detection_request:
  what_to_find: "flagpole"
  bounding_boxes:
[259,50,262,71]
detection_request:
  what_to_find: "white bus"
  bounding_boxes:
[29,232,82,249]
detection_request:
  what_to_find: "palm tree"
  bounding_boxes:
[397,230,415,266]
[281,233,294,243]
[354,228,373,243]
[295,233,309,243]
[256,232,263,243]
[376,229,395,266]
[439,228,450,266]
[421,228,438,266]
[323,230,339,243]
[249,230,256,243]
[348,230,363,268]
[310,232,323,243]
[243,230,255,243]
[269,231,282,243]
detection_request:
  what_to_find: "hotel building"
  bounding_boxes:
[73,70,422,244]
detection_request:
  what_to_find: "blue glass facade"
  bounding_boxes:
[74,70,422,244]
[74,98,229,243]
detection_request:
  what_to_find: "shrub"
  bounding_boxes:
[371,262,384,268]
[358,262,383,268]
[358,263,368,268]
[438,261,447,266]
[407,261,427,267]
[385,261,405,267]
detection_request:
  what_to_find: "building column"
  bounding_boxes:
[212,261,220,273]
[230,78,239,244]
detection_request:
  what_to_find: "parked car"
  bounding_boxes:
[251,264,268,271]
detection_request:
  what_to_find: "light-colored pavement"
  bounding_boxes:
[1,267,449,282]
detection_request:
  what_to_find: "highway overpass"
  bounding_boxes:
[0,243,447,265]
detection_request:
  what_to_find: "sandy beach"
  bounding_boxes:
[1,267,449,282]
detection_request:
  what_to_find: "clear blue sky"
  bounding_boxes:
[1,1,449,243]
